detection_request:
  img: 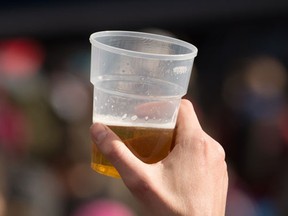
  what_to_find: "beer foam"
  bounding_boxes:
[93,115,175,129]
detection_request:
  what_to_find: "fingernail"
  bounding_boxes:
[91,123,108,143]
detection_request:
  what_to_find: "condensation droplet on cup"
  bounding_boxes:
[145,116,149,121]
[131,115,138,121]
[121,113,127,120]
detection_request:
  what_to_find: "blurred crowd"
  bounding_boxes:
[0,23,288,216]
[0,38,140,216]
[192,23,288,216]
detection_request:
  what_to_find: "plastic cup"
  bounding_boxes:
[89,31,197,178]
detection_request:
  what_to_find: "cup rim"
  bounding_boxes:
[89,30,198,60]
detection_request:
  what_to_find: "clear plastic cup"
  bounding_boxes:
[89,31,197,178]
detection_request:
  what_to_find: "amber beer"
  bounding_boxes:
[91,124,175,178]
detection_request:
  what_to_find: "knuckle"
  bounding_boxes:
[191,130,226,161]
[216,142,226,160]
[211,142,226,165]
[190,129,210,153]
[209,138,226,161]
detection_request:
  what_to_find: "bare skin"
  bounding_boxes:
[90,99,228,216]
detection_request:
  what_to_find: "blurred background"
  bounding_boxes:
[0,0,288,215]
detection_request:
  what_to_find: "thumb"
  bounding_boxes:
[90,123,146,177]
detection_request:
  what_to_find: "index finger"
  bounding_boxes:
[165,99,203,154]
[176,99,202,131]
